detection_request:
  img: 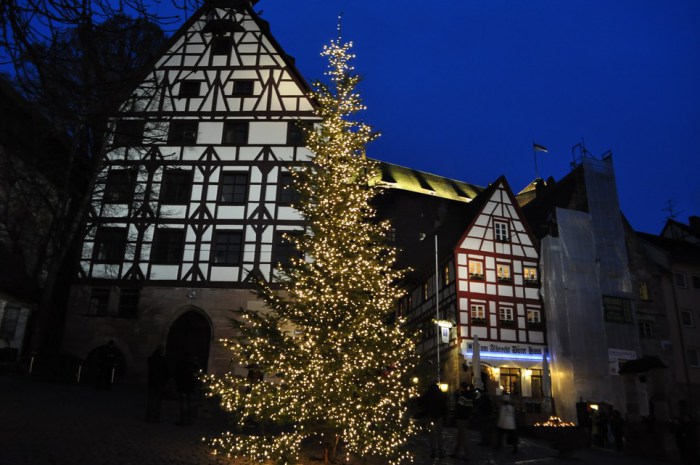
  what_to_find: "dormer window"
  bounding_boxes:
[495,221,509,242]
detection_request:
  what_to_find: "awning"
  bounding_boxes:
[618,356,667,374]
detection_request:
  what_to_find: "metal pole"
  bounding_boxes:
[435,235,440,384]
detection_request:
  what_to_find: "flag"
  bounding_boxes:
[533,142,548,153]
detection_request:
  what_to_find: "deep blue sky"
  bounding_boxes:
[174,1,698,233]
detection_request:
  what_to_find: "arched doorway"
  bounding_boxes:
[166,309,211,373]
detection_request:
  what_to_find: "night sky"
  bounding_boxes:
[223,0,698,235]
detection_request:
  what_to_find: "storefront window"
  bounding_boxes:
[530,369,543,397]
[500,367,521,395]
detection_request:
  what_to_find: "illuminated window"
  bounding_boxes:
[524,266,538,284]
[495,222,509,242]
[497,264,511,281]
[443,265,451,286]
[423,283,430,301]
[530,369,543,397]
[499,307,514,327]
[469,260,484,279]
[500,367,521,395]
[527,309,541,324]
[639,282,650,301]
[471,304,486,324]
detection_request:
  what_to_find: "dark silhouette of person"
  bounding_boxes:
[146,346,169,422]
[475,388,494,446]
[95,340,118,389]
[421,381,448,458]
[451,381,475,459]
[174,356,199,425]
[609,410,625,452]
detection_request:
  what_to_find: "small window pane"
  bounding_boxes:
[88,289,110,316]
[179,81,201,97]
[112,120,145,146]
[287,122,309,146]
[160,170,192,204]
[103,170,135,204]
[151,229,184,264]
[469,261,484,279]
[232,80,254,96]
[222,121,248,145]
[681,311,694,327]
[277,171,300,206]
[168,121,198,145]
[93,228,127,263]
[220,173,248,204]
[639,282,650,301]
[639,320,654,338]
[213,231,242,265]
[527,309,541,324]
[211,36,232,55]
[497,264,511,281]
[675,273,687,288]
[495,222,509,242]
[118,289,140,318]
[524,266,538,284]
[272,230,302,270]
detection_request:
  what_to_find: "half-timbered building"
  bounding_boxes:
[62,0,320,380]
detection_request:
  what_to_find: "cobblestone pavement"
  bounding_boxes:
[0,375,673,465]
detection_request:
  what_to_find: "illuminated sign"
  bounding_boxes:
[462,340,546,362]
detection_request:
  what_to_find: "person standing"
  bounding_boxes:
[451,381,475,460]
[474,388,494,446]
[422,381,448,459]
[146,346,169,422]
[495,394,518,453]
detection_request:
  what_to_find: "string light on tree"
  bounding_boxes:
[204,20,419,465]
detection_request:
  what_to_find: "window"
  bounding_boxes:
[168,121,198,145]
[495,221,509,242]
[639,320,655,339]
[530,369,543,397]
[232,80,254,96]
[693,275,700,290]
[499,307,514,326]
[639,282,651,301]
[219,172,248,204]
[272,230,301,270]
[471,304,486,324]
[212,230,243,265]
[675,273,688,288]
[150,228,184,264]
[469,260,484,280]
[603,295,633,323]
[523,266,538,284]
[118,288,139,318]
[277,171,300,206]
[527,309,542,324]
[681,311,694,327]
[87,289,110,316]
[500,367,521,395]
[103,169,135,204]
[178,80,201,97]
[0,305,20,339]
[287,122,309,146]
[422,283,430,301]
[160,170,192,204]
[112,120,145,146]
[443,265,451,286]
[211,36,232,55]
[406,294,413,312]
[688,349,700,367]
[497,264,511,282]
[93,227,127,263]
[222,121,248,145]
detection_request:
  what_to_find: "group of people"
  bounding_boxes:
[420,380,516,461]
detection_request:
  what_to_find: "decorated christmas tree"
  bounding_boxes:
[206,30,418,465]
